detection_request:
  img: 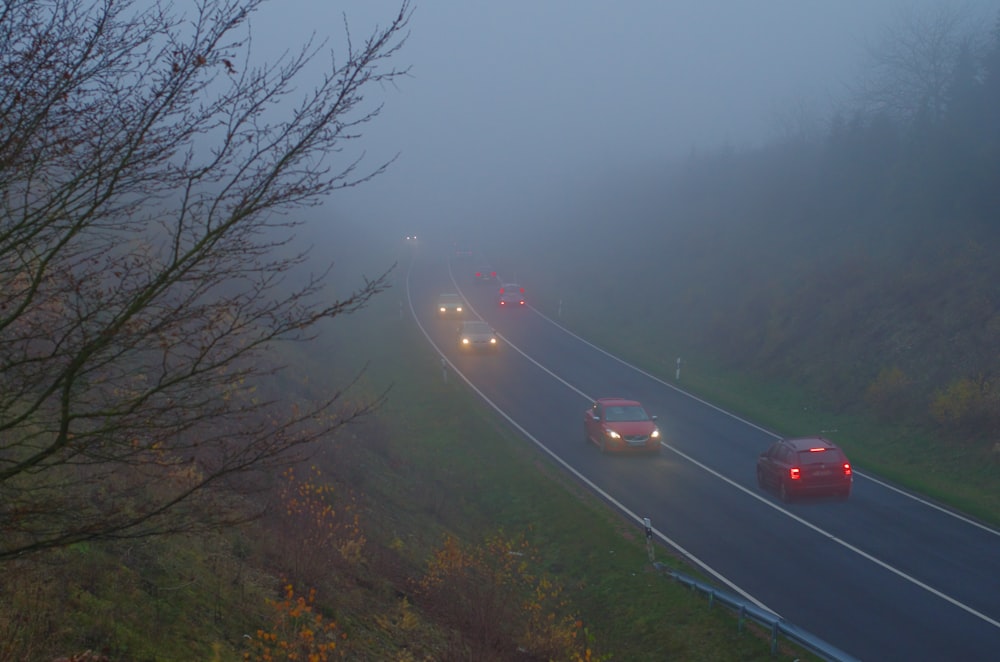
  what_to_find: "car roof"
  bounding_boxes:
[461,320,491,330]
[438,292,461,300]
[595,397,642,407]
[782,436,839,451]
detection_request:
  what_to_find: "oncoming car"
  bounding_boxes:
[756,436,853,502]
[458,320,498,351]
[583,398,660,454]
[498,283,525,307]
[437,293,464,317]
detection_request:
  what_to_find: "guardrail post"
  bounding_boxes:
[676,357,682,381]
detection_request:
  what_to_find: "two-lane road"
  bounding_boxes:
[404,244,1000,661]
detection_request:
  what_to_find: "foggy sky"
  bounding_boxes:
[255,1,988,239]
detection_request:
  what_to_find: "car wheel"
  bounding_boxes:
[779,480,792,503]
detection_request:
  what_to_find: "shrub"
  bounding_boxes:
[865,366,912,419]
[929,377,998,433]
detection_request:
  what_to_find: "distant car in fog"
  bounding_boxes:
[404,234,418,242]
[756,436,852,502]
[498,283,525,307]
[437,293,465,316]
[458,320,498,351]
[475,265,498,282]
[584,398,660,454]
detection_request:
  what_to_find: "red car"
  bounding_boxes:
[756,436,853,502]
[583,398,660,454]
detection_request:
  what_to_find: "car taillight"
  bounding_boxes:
[519,287,524,293]
[491,271,496,277]
[842,463,852,476]
[789,467,801,480]
[499,287,505,293]
[475,272,481,277]
[500,300,505,305]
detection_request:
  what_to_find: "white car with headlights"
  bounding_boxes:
[437,293,465,317]
[458,320,498,351]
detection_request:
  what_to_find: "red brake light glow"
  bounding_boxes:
[843,463,852,476]
[789,467,801,480]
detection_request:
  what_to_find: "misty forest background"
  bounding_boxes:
[508,8,1000,461]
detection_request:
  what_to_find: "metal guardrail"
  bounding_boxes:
[652,562,862,662]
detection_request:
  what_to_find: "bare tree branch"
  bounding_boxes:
[854,3,985,125]
[0,0,411,559]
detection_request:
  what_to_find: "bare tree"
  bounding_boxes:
[0,0,411,559]
[855,3,983,126]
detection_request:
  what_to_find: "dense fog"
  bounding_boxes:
[256,0,994,242]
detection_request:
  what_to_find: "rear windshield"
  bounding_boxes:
[797,448,844,465]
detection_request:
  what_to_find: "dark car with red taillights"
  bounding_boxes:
[756,436,853,502]
[498,283,525,307]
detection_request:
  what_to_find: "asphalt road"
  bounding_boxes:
[403,241,1000,662]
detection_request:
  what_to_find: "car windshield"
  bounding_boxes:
[464,322,491,333]
[605,405,648,422]
[439,294,461,304]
